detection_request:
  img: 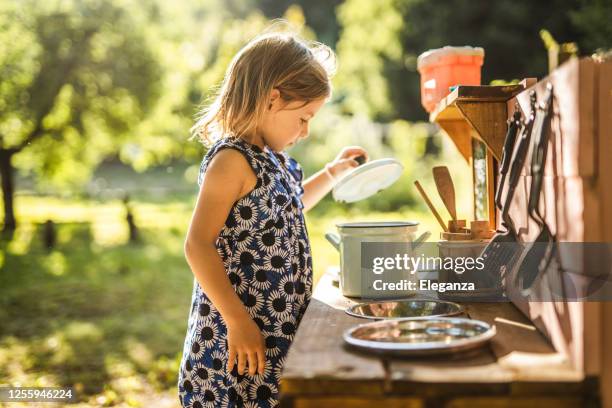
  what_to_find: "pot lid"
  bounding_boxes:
[336,221,418,228]
[332,158,404,203]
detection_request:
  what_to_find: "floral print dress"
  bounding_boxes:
[178,137,313,408]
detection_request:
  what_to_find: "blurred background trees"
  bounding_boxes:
[0,0,161,232]
[0,0,610,405]
[1,0,610,232]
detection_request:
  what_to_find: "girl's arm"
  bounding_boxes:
[184,148,265,376]
[301,146,368,212]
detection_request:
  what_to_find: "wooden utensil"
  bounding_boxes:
[432,166,457,222]
[414,181,448,232]
[448,219,466,233]
[469,220,490,239]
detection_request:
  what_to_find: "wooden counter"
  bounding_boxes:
[279,271,599,407]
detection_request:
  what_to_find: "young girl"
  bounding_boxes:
[178,31,367,408]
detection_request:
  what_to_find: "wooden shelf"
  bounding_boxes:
[430,84,525,160]
[429,84,527,227]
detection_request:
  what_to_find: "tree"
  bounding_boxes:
[335,0,612,122]
[0,0,162,233]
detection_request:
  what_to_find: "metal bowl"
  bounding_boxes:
[345,299,463,320]
[343,317,496,356]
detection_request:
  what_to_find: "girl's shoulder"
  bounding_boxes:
[198,137,265,187]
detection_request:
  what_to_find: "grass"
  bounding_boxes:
[0,176,444,407]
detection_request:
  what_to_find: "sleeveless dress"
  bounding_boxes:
[178,137,313,408]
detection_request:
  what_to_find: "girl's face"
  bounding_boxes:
[258,89,326,152]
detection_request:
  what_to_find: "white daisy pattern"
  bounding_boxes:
[252,266,273,291]
[191,362,213,388]
[242,287,265,316]
[189,337,205,360]
[179,138,312,408]
[195,320,219,348]
[186,394,205,408]
[274,315,297,340]
[252,314,272,332]
[273,355,286,384]
[277,275,296,301]
[234,196,258,230]
[263,331,284,359]
[266,289,292,321]
[248,376,278,406]
[210,349,226,374]
[263,248,290,274]
[227,268,248,295]
[256,229,281,253]
[234,229,254,251]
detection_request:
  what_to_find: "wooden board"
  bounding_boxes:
[513,58,596,178]
[596,57,612,408]
[502,59,612,381]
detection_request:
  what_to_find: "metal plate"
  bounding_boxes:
[346,299,463,320]
[343,317,496,356]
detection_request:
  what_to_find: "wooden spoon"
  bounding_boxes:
[414,181,448,232]
[432,166,457,222]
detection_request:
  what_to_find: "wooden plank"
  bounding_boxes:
[453,85,525,101]
[514,58,596,178]
[594,59,612,408]
[445,397,586,407]
[281,273,387,397]
[597,61,612,241]
[293,397,423,408]
[387,301,583,396]
[388,349,513,396]
[430,85,525,123]
[462,302,584,384]
[602,302,612,408]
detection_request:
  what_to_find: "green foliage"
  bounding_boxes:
[334,0,404,120]
[1,0,162,190]
[334,0,612,122]
[569,0,612,52]
[0,219,192,401]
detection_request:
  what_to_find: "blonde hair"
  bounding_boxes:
[191,30,336,145]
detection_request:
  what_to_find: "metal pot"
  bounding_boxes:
[325,221,430,298]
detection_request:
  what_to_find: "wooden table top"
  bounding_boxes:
[280,270,593,401]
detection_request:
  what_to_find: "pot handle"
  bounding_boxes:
[325,232,341,251]
[411,231,431,250]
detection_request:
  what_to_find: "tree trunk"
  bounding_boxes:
[0,149,16,232]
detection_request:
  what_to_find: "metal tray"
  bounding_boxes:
[345,299,463,320]
[343,317,496,356]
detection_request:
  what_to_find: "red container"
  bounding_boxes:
[417,46,485,113]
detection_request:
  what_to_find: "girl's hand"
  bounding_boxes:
[325,146,369,181]
[226,316,266,376]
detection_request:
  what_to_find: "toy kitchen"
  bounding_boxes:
[280,46,612,407]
